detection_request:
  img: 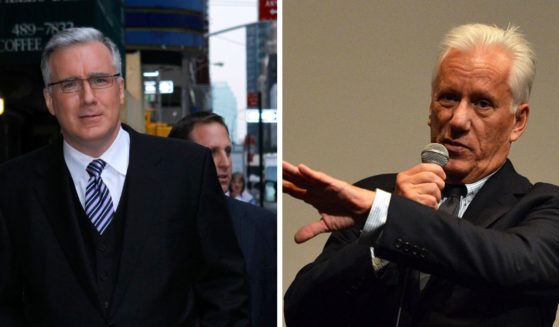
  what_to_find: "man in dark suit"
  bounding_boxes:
[169,112,277,327]
[0,27,248,326]
[283,24,559,326]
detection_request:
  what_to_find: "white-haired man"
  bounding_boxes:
[284,24,559,326]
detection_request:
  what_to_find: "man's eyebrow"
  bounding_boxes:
[57,75,80,81]
[89,72,114,77]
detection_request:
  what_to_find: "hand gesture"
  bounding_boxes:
[283,161,376,243]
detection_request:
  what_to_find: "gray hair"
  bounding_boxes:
[40,27,121,87]
[432,23,536,111]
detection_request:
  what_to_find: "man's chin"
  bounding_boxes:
[220,182,230,193]
[444,160,471,182]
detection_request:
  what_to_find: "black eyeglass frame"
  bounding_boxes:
[47,73,121,92]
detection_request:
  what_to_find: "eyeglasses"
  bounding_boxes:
[47,73,121,93]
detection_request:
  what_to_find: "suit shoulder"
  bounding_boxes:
[529,182,559,198]
[354,173,397,192]
[0,143,57,174]
[133,132,210,157]
[227,198,276,222]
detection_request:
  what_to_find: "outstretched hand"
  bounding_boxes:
[283,161,376,243]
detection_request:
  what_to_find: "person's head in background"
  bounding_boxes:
[169,112,232,192]
[229,172,247,198]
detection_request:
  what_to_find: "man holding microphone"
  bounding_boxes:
[284,23,559,326]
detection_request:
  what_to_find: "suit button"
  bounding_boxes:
[98,242,107,252]
[100,272,109,281]
[104,301,110,309]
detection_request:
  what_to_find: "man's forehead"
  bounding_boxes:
[436,48,512,89]
[50,41,109,59]
[191,122,231,146]
[441,47,511,72]
[48,41,114,77]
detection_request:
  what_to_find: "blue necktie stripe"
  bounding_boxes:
[85,159,115,234]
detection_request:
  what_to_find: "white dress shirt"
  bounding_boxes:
[63,127,130,210]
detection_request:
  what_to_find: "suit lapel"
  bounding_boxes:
[461,160,531,228]
[33,141,102,311]
[418,160,532,311]
[110,128,163,315]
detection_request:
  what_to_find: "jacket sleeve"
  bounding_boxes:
[373,182,559,297]
[284,173,403,326]
[285,226,412,326]
[0,208,25,326]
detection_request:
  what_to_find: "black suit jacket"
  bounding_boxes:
[285,160,559,326]
[0,126,249,326]
[226,198,277,327]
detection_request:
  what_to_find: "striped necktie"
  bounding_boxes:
[85,159,115,234]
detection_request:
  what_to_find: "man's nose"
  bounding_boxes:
[216,152,230,168]
[80,80,97,104]
[448,100,471,132]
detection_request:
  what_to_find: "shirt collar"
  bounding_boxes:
[463,164,502,199]
[63,126,129,177]
[99,127,129,176]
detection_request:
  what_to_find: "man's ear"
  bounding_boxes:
[118,78,125,105]
[43,88,55,116]
[510,103,529,143]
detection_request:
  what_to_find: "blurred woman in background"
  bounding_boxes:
[229,172,256,205]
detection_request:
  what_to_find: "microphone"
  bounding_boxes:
[395,143,449,327]
[421,143,449,167]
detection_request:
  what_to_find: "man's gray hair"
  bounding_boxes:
[432,23,535,112]
[40,27,121,87]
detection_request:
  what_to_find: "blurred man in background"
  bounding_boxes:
[170,111,277,327]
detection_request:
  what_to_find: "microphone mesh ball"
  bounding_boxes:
[421,143,449,167]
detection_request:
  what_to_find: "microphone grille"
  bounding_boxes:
[421,143,449,167]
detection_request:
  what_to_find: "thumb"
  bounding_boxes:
[294,220,329,243]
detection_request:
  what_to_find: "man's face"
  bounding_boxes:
[43,41,124,157]
[428,47,529,184]
[191,122,232,192]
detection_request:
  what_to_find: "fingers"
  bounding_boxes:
[418,163,447,180]
[283,161,303,184]
[396,180,442,199]
[283,161,372,242]
[282,161,298,177]
[395,163,446,206]
[402,163,446,180]
[294,220,330,243]
[283,161,320,191]
[298,164,340,188]
[411,193,440,209]
[283,180,307,199]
